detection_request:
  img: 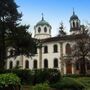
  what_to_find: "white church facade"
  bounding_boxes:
[6,11,90,75]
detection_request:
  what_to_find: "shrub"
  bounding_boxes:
[50,77,85,90]
[32,83,50,90]
[0,69,32,85]
[13,70,32,85]
[0,69,61,85]
[31,69,61,85]
[0,73,20,88]
[47,69,61,84]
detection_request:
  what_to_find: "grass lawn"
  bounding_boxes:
[77,77,90,90]
[71,77,90,90]
[21,77,90,90]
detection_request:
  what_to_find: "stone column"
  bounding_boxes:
[64,63,66,74]
[20,55,23,69]
[39,44,42,69]
[60,42,64,75]
[72,63,75,74]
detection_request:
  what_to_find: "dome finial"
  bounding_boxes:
[41,13,44,20]
[73,8,75,15]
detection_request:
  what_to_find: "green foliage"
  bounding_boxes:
[0,69,31,85]
[31,69,61,85]
[11,70,32,85]
[50,77,85,90]
[46,69,61,84]
[32,83,50,90]
[0,0,37,69]
[0,69,61,85]
[0,73,20,88]
[63,74,90,78]
[76,77,90,90]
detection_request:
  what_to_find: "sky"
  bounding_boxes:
[15,0,90,36]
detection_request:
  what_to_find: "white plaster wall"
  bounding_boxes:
[7,56,23,69]
[41,42,61,69]
[34,25,51,39]
[6,39,76,74]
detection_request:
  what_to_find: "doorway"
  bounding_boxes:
[66,63,72,74]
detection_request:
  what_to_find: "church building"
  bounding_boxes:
[6,11,90,75]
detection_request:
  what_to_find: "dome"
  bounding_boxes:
[35,16,51,27]
[70,11,79,20]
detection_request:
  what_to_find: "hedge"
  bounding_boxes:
[31,69,61,84]
[0,69,61,85]
[50,77,85,90]
[0,73,20,88]
[0,69,32,85]
[31,83,50,90]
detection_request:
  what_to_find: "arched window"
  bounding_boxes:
[73,21,75,28]
[44,27,47,32]
[66,43,71,55]
[16,61,19,67]
[38,27,41,33]
[53,44,58,53]
[54,59,58,68]
[33,60,37,69]
[44,46,48,53]
[9,61,13,69]
[44,59,48,68]
[25,60,29,69]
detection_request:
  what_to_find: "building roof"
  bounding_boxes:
[40,34,87,43]
[70,10,79,21]
[35,15,51,27]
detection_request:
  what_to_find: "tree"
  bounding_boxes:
[72,25,90,75]
[0,0,37,69]
[57,22,66,37]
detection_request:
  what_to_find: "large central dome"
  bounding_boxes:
[35,17,51,27]
[34,14,52,39]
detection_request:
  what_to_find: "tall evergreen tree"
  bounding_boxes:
[0,0,37,69]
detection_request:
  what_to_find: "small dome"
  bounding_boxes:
[35,15,51,27]
[70,11,79,20]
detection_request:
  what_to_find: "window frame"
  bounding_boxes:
[38,27,41,33]
[44,27,47,33]
[44,59,48,68]
[25,60,29,69]
[53,44,58,53]
[66,43,71,55]
[33,60,37,69]
[44,46,48,53]
[54,58,58,68]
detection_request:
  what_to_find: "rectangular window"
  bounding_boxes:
[44,46,48,53]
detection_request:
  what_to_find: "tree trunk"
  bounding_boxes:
[80,58,86,75]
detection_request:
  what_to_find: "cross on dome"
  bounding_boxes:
[42,13,44,20]
[73,8,75,15]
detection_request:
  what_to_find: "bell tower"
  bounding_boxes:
[69,9,80,34]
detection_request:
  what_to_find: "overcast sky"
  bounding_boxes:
[16,0,90,36]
